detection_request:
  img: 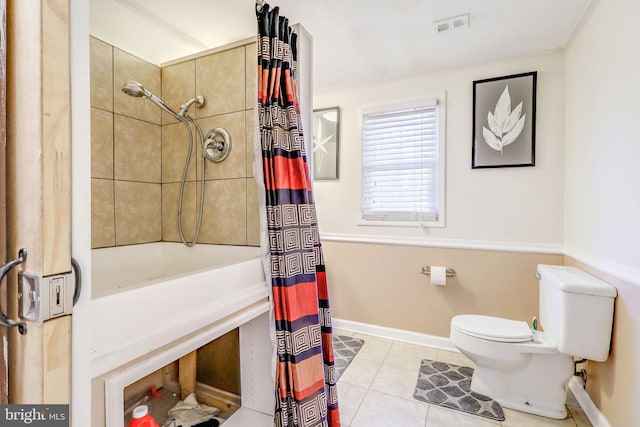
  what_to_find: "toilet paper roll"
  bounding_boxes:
[430,266,447,286]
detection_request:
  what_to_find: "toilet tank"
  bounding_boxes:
[538,264,617,362]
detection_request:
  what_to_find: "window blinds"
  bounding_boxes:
[362,104,439,221]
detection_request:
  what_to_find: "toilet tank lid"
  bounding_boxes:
[537,265,617,298]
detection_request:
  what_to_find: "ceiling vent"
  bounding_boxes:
[433,13,470,35]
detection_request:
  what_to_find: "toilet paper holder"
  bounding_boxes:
[420,266,456,277]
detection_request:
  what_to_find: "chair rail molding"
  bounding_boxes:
[321,233,564,255]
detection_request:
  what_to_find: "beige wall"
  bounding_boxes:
[90,37,259,248]
[564,0,640,424]
[313,52,566,247]
[313,44,568,378]
[313,50,568,348]
[564,258,639,426]
[313,4,639,425]
[325,241,562,337]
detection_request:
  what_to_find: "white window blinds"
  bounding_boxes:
[362,104,440,222]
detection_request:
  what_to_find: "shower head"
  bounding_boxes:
[122,81,149,98]
[121,80,185,122]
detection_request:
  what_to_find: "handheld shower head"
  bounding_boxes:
[121,80,185,122]
[122,81,149,98]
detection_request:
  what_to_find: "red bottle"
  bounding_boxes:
[127,405,160,427]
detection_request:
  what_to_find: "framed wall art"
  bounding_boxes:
[472,71,537,168]
[312,106,340,180]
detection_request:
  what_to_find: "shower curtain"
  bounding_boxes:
[255,4,340,427]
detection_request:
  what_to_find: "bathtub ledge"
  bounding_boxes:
[91,257,267,377]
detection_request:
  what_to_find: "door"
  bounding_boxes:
[0,0,7,405]
[4,0,72,405]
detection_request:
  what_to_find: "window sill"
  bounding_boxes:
[357,219,445,229]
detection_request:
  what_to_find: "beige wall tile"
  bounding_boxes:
[161,60,196,125]
[245,109,256,178]
[162,122,196,183]
[91,179,115,248]
[246,178,260,246]
[196,47,245,118]
[91,39,259,249]
[91,108,114,179]
[162,182,197,243]
[197,111,246,180]
[245,43,257,110]
[114,181,162,245]
[113,48,161,124]
[114,115,161,183]
[90,37,113,111]
[197,179,247,245]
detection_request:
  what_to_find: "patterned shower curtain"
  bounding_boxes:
[255,3,340,427]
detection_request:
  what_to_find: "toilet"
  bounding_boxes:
[450,264,617,419]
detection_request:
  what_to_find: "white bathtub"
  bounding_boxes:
[90,242,267,377]
[92,243,263,298]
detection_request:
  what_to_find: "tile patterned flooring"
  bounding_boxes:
[334,329,593,427]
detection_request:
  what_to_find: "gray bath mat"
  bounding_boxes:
[413,359,505,421]
[332,335,364,380]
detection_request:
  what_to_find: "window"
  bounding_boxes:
[361,95,445,227]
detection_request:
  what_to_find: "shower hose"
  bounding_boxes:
[177,114,206,247]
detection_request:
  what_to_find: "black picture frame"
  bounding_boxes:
[472,71,537,168]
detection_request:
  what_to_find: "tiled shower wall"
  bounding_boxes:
[90,36,259,248]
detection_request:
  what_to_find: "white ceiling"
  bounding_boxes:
[90,0,594,91]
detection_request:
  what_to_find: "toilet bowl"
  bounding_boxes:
[451,314,574,418]
[450,265,617,419]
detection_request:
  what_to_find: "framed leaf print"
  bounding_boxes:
[472,71,536,168]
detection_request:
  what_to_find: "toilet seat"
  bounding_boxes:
[452,314,533,343]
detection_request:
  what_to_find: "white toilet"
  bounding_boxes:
[450,264,617,419]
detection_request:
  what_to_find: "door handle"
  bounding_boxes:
[71,256,82,306]
[0,249,28,334]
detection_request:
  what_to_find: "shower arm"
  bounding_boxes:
[147,93,186,123]
[179,96,205,118]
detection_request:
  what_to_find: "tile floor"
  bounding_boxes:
[334,329,593,427]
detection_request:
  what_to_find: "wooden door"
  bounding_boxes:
[0,0,7,405]
[5,0,72,404]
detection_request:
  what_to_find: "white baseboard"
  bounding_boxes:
[569,377,612,427]
[332,318,457,352]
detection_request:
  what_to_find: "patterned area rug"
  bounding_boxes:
[413,359,505,421]
[332,335,364,380]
